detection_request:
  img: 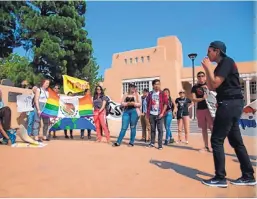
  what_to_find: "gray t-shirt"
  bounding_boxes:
[93,96,108,109]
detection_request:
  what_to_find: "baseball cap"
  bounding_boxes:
[209,41,227,56]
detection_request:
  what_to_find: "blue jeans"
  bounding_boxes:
[117,108,139,145]
[164,111,173,141]
[27,111,35,136]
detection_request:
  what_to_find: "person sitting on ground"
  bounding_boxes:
[0,90,17,145]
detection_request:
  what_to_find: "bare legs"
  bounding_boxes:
[177,116,190,143]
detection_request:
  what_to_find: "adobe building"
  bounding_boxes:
[103,36,256,117]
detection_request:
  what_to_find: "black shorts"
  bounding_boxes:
[177,110,189,120]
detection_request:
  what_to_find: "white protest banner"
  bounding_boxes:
[106,96,123,120]
[16,94,34,113]
[239,100,256,136]
[58,96,80,118]
[205,90,217,118]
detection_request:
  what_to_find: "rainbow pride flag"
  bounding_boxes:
[41,89,60,118]
[41,89,93,118]
[79,94,94,117]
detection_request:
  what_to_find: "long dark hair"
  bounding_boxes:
[163,88,172,107]
[93,85,104,100]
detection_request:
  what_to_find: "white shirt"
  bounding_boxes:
[38,88,49,103]
[150,91,160,116]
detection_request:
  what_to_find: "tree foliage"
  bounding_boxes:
[0,54,43,87]
[0,1,100,89]
[0,1,25,58]
[20,1,93,84]
[80,58,103,93]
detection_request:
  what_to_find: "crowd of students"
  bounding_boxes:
[0,74,212,150]
[112,77,211,150]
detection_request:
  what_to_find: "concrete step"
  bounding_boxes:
[132,119,207,134]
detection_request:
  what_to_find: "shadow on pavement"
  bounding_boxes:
[149,159,213,182]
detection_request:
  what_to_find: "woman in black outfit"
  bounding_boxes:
[175,90,192,144]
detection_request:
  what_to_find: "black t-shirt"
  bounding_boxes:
[175,97,191,115]
[191,83,208,110]
[214,56,243,101]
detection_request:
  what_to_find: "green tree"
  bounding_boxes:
[0,1,25,58]
[81,58,102,93]
[0,54,43,87]
[20,1,93,84]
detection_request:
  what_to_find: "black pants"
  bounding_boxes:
[81,129,91,137]
[211,99,254,179]
[149,114,164,147]
[64,130,73,136]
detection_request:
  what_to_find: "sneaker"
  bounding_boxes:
[65,135,69,139]
[128,143,134,147]
[112,142,120,147]
[164,140,168,145]
[230,177,257,186]
[147,143,154,148]
[158,146,163,150]
[201,177,228,188]
[169,138,175,144]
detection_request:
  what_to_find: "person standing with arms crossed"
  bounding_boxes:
[201,41,256,187]
[191,71,214,152]
[146,79,168,150]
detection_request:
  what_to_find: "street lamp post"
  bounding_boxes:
[188,53,198,120]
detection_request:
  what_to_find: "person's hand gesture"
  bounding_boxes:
[201,57,212,70]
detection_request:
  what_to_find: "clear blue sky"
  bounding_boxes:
[14,1,254,77]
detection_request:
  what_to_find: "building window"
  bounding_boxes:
[147,56,150,62]
[250,81,256,94]
[141,56,144,63]
[135,57,138,63]
[122,81,150,94]
[130,58,132,64]
[124,59,127,64]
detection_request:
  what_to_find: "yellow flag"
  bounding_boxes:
[63,75,90,94]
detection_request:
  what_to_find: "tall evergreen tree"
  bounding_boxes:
[0,1,25,58]
[20,1,93,84]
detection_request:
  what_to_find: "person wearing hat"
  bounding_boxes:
[201,41,256,187]
[113,82,141,147]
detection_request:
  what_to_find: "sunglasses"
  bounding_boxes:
[54,87,60,90]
